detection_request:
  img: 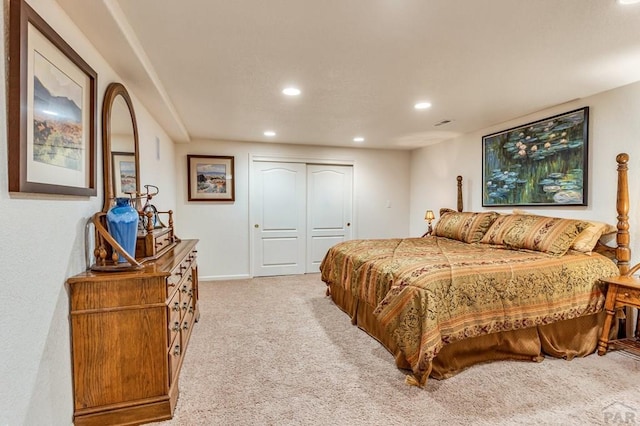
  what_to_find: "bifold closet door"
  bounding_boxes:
[252,162,306,276]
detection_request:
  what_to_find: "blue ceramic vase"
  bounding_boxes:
[106,197,139,263]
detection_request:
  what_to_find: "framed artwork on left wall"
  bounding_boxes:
[7,0,97,196]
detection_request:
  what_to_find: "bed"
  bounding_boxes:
[320,153,631,387]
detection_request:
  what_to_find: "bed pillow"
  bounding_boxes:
[433,209,499,243]
[501,215,590,256]
[571,221,617,253]
[479,214,521,245]
[512,209,616,254]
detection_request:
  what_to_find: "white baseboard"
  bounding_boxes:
[199,272,322,282]
[199,274,251,281]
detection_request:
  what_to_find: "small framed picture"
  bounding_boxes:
[112,152,137,197]
[187,155,235,202]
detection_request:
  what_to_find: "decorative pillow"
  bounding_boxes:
[599,227,617,246]
[480,214,522,245]
[433,210,500,243]
[510,209,616,254]
[501,215,590,256]
[571,221,617,253]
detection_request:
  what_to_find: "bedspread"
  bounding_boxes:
[319,237,619,385]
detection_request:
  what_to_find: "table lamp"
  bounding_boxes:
[423,209,435,237]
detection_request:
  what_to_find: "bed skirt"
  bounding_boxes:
[327,281,609,380]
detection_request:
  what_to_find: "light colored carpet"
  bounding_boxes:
[153,274,640,426]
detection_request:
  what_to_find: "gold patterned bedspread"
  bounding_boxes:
[319,237,619,385]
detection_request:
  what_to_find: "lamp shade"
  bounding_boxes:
[425,210,435,222]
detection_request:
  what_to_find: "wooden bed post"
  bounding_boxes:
[457,176,463,212]
[616,153,630,275]
[615,153,637,339]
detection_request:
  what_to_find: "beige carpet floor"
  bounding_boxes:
[153,274,640,426]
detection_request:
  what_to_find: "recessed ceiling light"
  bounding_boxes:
[414,101,432,110]
[282,87,301,96]
[353,137,365,143]
[264,130,276,137]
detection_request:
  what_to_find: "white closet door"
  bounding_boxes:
[306,165,353,272]
[252,162,306,276]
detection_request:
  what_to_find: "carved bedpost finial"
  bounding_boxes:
[616,153,630,274]
[457,176,463,212]
[616,152,629,165]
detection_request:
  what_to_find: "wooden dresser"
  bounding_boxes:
[67,239,199,425]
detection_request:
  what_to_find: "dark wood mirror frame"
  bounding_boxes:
[86,82,143,270]
[101,82,140,212]
[92,82,176,269]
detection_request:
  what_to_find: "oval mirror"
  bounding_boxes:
[102,83,140,212]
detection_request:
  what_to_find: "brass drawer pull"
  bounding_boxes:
[173,345,181,356]
[172,302,180,312]
[183,321,189,330]
[172,322,180,332]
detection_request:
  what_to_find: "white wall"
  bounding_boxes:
[137,105,177,213]
[173,140,412,279]
[0,1,176,424]
[409,81,640,263]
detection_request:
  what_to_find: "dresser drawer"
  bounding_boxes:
[179,271,194,303]
[616,286,640,308]
[168,253,194,289]
[167,290,181,347]
[157,232,173,251]
[168,266,188,291]
[181,296,195,348]
[168,341,182,385]
[136,227,176,259]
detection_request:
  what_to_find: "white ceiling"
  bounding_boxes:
[56,0,640,150]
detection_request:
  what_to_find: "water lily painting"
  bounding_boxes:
[482,107,589,207]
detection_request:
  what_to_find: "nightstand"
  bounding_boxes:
[598,274,640,355]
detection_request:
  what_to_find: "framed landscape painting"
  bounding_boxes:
[482,107,589,207]
[112,152,136,197]
[7,0,97,196]
[187,155,235,201]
